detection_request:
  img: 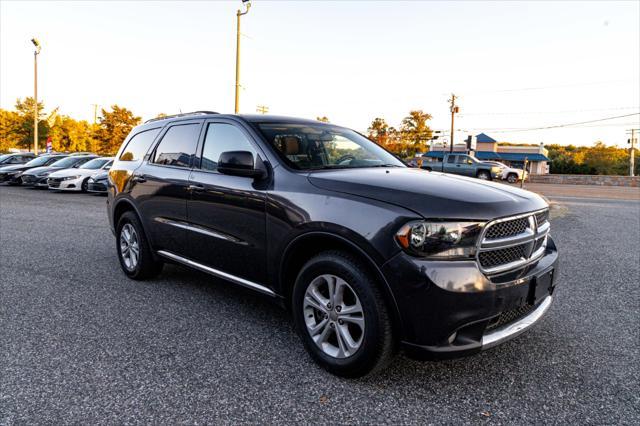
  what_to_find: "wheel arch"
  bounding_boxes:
[279,231,403,336]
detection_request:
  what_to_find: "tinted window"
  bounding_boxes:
[24,156,64,167]
[153,124,200,168]
[51,156,90,168]
[119,128,161,161]
[200,123,257,171]
[447,155,456,164]
[456,155,470,164]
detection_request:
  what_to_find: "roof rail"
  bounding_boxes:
[144,111,219,124]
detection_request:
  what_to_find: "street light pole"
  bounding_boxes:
[32,38,41,154]
[235,0,251,114]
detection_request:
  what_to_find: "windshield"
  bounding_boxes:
[257,123,405,170]
[51,157,84,168]
[25,156,61,167]
[0,154,9,162]
[80,158,109,169]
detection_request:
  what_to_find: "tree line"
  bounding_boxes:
[0,98,140,154]
[1,99,636,175]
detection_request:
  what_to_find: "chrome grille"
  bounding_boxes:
[477,209,550,275]
[484,217,529,239]
[479,243,529,269]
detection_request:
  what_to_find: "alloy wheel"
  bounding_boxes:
[119,223,140,270]
[303,274,365,358]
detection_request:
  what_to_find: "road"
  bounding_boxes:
[1,185,639,424]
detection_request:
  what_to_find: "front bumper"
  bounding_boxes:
[48,177,83,191]
[381,236,559,359]
[21,175,49,187]
[87,180,108,193]
[0,173,23,184]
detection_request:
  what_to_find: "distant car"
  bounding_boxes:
[0,153,35,166]
[21,155,97,187]
[87,170,109,194]
[0,154,67,185]
[47,157,113,192]
[421,153,503,180]
[484,161,528,183]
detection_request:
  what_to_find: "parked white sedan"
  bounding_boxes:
[47,157,113,192]
[485,161,528,183]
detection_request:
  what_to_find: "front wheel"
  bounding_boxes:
[116,211,163,280]
[81,178,90,192]
[507,173,518,183]
[292,251,395,377]
[477,170,491,180]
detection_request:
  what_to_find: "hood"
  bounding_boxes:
[22,166,63,176]
[48,168,96,178]
[308,168,547,220]
[0,164,33,173]
[91,171,109,180]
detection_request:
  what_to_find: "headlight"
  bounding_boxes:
[62,175,81,181]
[395,221,484,259]
[6,171,21,175]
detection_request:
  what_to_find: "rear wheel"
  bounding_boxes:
[507,173,518,183]
[292,251,395,377]
[116,211,163,280]
[477,170,491,180]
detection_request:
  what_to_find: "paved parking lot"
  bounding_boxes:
[1,185,639,424]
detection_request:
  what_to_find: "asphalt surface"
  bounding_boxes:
[1,185,639,424]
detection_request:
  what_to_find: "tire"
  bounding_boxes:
[116,211,163,280]
[292,251,395,377]
[507,173,518,183]
[477,170,491,180]
[7,177,21,186]
[81,178,89,192]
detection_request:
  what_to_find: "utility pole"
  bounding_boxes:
[448,94,459,153]
[235,0,252,114]
[256,105,269,114]
[91,104,99,124]
[628,128,639,177]
[31,38,41,155]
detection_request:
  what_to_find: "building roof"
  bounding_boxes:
[423,151,550,162]
[476,133,497,143]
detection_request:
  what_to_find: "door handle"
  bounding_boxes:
[188,184,205,192]
[131,175,147,183]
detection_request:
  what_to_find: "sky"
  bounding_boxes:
[1,0,639,147]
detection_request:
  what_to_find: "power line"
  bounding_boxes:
[459,106,640,117]
[459,113,639,133]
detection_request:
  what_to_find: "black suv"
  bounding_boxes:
[107,112,558,377]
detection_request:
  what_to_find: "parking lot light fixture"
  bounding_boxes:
[31,38,41,155]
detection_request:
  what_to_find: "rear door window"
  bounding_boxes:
[152,123,201,168]
[119,128,161,161]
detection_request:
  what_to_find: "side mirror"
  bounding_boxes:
[218,151,266,179]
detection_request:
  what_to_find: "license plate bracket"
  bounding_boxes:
[527,268,554,305]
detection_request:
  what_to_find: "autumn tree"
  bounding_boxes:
[367,118,391,146]
[0,110,22,151]
[48,115,98,153]
[400,110,433,154]
[96,105,141,154]
[316,116,330,123]
[9,98,50,150]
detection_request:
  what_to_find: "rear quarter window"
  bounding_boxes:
[119,128,161,161]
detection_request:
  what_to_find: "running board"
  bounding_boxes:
[156,250,276,297]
